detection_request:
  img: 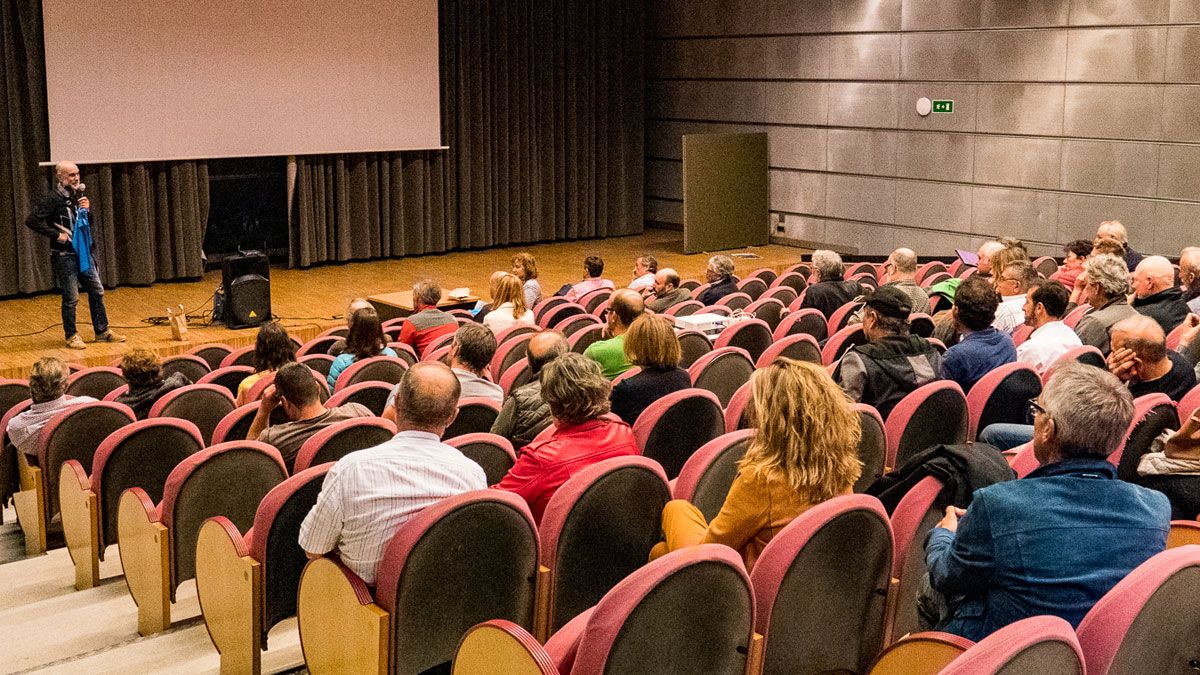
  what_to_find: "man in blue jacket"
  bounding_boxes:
[923,362,1170,641]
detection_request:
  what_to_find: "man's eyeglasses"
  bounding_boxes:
[1028,398,1048,419]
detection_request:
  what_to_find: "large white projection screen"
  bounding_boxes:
[42,0,442,164]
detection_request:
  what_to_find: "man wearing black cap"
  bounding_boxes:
[834,285,943,417]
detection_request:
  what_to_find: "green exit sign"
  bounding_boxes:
[932,99,954,113]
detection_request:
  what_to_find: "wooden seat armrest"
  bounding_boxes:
[196,517,263,675]
[453,620,558,675]
[59,460,100,589]
[868,631,974,675]
[297,556,388,675]
[118,487,171,636]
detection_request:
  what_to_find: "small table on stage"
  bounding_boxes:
[368,290,481,321]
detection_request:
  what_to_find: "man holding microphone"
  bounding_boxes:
[25,161,124,349]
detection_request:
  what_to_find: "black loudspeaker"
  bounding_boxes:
[222,251,271,329]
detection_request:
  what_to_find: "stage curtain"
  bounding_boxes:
[1,0,210,297]
[290,0,645,268]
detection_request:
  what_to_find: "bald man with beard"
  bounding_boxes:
[1131,256,1190,334]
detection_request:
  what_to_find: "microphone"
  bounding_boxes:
[75,182,86,196]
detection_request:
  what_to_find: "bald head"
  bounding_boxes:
[54,161,81,189]
[1111,315,1167,366]
[527,330,568,374]
[977,240,1004,274]
[1097,220,1128,244]
[393,361,461,433]
[1131,256,1175,298]
[1181,247,1200,295]
[609,288,645,332]
[888,248,918,277]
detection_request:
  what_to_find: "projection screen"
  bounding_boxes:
[42,0,442,164]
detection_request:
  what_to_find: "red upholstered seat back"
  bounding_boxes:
[675,330,713,368]
[743,297,784,330]
[197,365,255,398]
[1110,394,1179,482]
[713,319,773,363]
[885,380,968,468]
[334,355,407,393]
[149,383,237,445]
[444,397,502,440]
[632,388,724,480]
[161,354,212,382]
[490,332,535,381]
[38,401,135,520]
[219,346,257,369]
[756,333,821,368]
[186,343,234,370]
[66,366,126,400]
[688,347,754,407]
[821,324,867,365]
[292,416,397,473]
[943,615,1083,675]
[889,476,946,642]
[672,429,754,523]
[965,362,1042,441]
[445,433,517,485]
[323,381,393,416]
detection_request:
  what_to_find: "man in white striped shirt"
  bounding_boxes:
[299,361,486,584]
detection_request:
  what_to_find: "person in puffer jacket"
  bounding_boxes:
[491,331,568,451]
[835,286,942,418]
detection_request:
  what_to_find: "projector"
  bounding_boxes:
[674,312,731,336]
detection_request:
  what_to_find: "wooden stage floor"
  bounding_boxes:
[0,230,807,379]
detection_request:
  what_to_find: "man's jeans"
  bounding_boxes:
[52,251,108,339]
[978,423,1035,451]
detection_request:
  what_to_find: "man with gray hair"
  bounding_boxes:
[1096,220,1144,271]
[975,240,1005,278]
[629,254,658,291]
[697,254,737,305]
[1108,314,1196,400]
[396,279,458,354]
[6,357,98,460]
[924,363,1169,641]
[492,331,569,449]
[1074,254,1138,354]
[1180,246,1200,314]
[1130,255,1190,334]
[801,249,864,318]
[300,361,487,584]
[881,247,930,314]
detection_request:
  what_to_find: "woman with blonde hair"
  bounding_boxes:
[650,358,862,569]
[511,252,542,309]
[610,314,690,424]
[483,273,534,333]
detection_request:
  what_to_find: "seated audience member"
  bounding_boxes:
[879,248,930,314]
[563,255,615,303]
[940,276,1017,392]
[1049,239,1092,292]
[1015,280,1081,372]
[482,273,534,334]
[974,240,1005,279]
[248,362,373,472]
[801,250,863,318]
[1089,237,1126,259]
[491,331,569,450]
[328,297,373,357]
[395,279,458,354]
[610,315,691,425]
[651,358,861,570]
[385,323,502,419]
[1073,253,1137,354]
[1180,246,1200,314]
[116,349,191,419]
[1137,409,1200,519]
[327,307,398,390]
[1131,255,1190,334]
[923,363,1168,641]
[511,252,542,310]
[494,353,639,521]
[584,288,644,379]
[298,362,487,585]
[6,357,97,460]
[696,254,738,305]
[629,254,658,291]
[643,267,691,313]
[835,286,942,418]
[1107,315,1196,401]
[992,260,1038,335]
[473,271,509,324]
[1096,219,1143,271]
[237,322,298,406]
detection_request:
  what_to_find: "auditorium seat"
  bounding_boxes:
[455,545,755,675]
[539,302,586,329]
[0,379,30,518]
[423,345,453,364]
[770,271,808,296]
[1168,521,1200,547]
[1041,345,1106,384]
[947,260,965,277]
[664,300,704,317]
[446,433,518,484]
[219,346,257,369]
[299,353,335,378]
[423,332,458,359]
[632,388,724,479]
[716,292,753,311]
[579,288,612,314]
[692,282,711,300]
[195,463,331,674]
[210,403,262,445]
[553,312,602,337]
[672,430,753,522]
[965,362,1042,441]
[957,266,977,280]
[678,279,702,292]
[491,332,536,381]
[846,262,877,280]
[759,286,797,309]
[821,325,868,365]
[676,330,713,369]
[869,631,973,675]
[291,417,397,473]
[702,304,732,317]
[773,308,828,342]
[849,273,877,291]
[332,355,408,393]
[298,490,539,674]
[567,324,606,354]
[160,354,212,382]
[855,404,887,493]
[297,335,341,356]
[1111,393,1179,482]
[688,347,754,408]
[149,383,237,445]
[66,366,126,400]
[887,476,946,644]
[885,381,969,469]
[392,342,419,366]
[1166,322,1190,351]
[723,381,752,433]
[748,267,777,285]
[908,313,935,338]
[535,456,671,639]
[323,381,393,416]
[713,318,773,363]
[736,277,767,300]
[533,297,570,325]
[1008,443,1040,479]
[1032,256,1059,278]
[500,358,536,397]
[117,440,287,635]
[1076,546,1200,675]
[743,297,784,331]
[60,418,205,591]
[11,401,134,557]
[752,495,893,674]
[756,333,821,368]
[1010,323,1034,347]
[187,343,235,370]
[198,364,255,397]
[1062,304,1092,329]
[826,301,863,337]
[914,261,948,286]
[919,271,952,289]
[941,616,1084,675]
[495,323,541,347]
[445,397,502,439]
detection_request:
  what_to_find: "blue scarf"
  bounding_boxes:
[73,205,94,273]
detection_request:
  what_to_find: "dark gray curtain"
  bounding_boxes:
[290,0,645,268]
[1,0,209,297]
